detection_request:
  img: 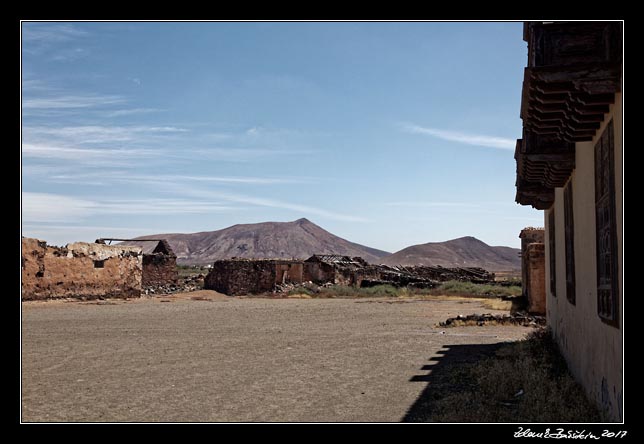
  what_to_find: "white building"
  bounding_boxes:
[514,21,623,421]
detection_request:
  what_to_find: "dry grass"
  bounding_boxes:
[429,280,522,298]
[283,281,522,300]
[428,328,603,422]
[481,298,513,311]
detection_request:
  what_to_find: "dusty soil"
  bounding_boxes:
[21,293,534,422]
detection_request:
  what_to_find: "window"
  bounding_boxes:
[595,120,619,327]
[94,260,105,269]
[564,180,576,304]
[548,208,556,297]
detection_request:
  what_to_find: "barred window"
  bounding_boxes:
[564,180,576,304]
[548,208,556,297]
[595,120,619,327]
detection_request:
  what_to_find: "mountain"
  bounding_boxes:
[122,218,390,265]
[380,236,521,271]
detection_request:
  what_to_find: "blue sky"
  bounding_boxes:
[21,21,542,251]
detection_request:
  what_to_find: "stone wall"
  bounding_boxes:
[519,228,546,315]
[204,259,304,295]
[525,243,546,314]
[205,256,497,296]
[302,261,336,284]
[21,237,142,300]
[142,240,178,287]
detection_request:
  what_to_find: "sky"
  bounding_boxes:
[21,21,543,252]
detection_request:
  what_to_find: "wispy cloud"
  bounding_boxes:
[50,47,89,62]
[23,125,188,145]
[22,192,96,222]
[105,108,163,117]
[96,198,236,215]
[21,78,52,91]
[22,23,88,43]
[22,192,239,223]
[43,171,304,186]
[401,123,515,150]
[171,187,369,223]
[189,147,315,162]
[22,143,158,162]
[22,23,92,61]
[384,201,481,208]
[22,94,126,110]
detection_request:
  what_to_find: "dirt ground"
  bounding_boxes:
[21,292,535,423]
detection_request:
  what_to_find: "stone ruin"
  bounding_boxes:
[96,238,179,292]
[21,237,143,300]
[141,240,178,288]
[519,227,546,315]
[21,237,180,301]
[204,254,496,296]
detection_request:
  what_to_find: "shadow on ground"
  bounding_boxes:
[402,342,506,422]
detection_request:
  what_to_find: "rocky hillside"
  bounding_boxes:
[123,218,390,265]
[380,236,521,271]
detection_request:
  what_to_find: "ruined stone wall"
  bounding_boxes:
[21,238,142,300]
[205,257,496,296]
[275,262,304,284]
[303,262,336,283]
[204,259,304,295]
[525,243,546,314]
[142,254,178,287]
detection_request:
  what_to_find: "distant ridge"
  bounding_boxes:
[380,236,521,271]
[122,218,390,265]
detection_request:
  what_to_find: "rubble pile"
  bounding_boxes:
[273,281,330,294]
[439,313,546,327]
[144,273,205,295]
[382,264,495,284]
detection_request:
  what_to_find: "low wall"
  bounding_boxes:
[142,254,178,287]
[21,237,143,300]
[204,259,304,295]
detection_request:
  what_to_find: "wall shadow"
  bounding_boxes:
[402,342,506,422]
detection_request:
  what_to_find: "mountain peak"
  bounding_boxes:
[129,219,389,265]
[382,236,520,271]
[448,236,483,243]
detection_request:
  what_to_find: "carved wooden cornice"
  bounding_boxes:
[515,21,621,209]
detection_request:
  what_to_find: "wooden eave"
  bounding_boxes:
[515,21,621,209]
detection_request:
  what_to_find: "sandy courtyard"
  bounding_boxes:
[21,293,533,422]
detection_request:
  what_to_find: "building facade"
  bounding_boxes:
[515,22,623,420]
[21,237,143,300]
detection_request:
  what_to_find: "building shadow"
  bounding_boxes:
[402,342,507,422]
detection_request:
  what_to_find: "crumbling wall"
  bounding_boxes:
[142,240,178,287]
[519,228,545,295]
[303,261,336,283]
[525,243,546,314]
[21,237,142,300]
[206,256,498,296]
[519,228,546,314]
[204,259,304,295]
